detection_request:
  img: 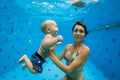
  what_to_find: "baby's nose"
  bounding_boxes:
[55,28,58,31]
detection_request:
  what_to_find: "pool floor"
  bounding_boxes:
[0,59,110,80]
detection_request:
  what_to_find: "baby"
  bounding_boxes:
[18,20,63,73]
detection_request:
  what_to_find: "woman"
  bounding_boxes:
[49,21,90,80]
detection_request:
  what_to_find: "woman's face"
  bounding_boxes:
[73,25,85,42]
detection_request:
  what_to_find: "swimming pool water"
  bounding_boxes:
[0,56,110,80]
[0,0,120,80]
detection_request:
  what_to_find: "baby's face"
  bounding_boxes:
[49,23,58,36]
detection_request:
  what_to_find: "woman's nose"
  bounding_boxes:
[76,31,80,34]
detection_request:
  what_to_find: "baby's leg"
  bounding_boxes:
[61,75,67,80]
[18,55,26,63]
[22,63,27,70]
[18,55,37,73]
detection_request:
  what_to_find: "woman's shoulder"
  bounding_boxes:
[64,44,73,50]
[82,44,90,53]
[66,44,73,48]
[66,44,73,46]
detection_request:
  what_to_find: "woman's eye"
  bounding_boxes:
[74,29,84,33]
[74,29,78,32]
[79,30,84,33]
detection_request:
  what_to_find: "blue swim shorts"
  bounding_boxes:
[31,52,46,73]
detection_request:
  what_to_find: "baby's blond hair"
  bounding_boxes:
[41,20,57,33]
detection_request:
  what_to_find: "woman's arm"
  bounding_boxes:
[49,46,90,74]
[57,44,71,60]
[57,51,65,60]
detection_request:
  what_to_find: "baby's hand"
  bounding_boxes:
[56,42,62,45]
[57,35,63,41]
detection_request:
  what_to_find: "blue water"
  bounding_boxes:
[0,0,120,80]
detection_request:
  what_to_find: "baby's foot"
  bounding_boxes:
[22,63,27,70]
[18,55,26,63]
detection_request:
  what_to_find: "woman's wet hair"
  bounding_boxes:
[72,21,88,36]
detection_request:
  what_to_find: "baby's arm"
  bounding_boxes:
[42,34,63,49]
